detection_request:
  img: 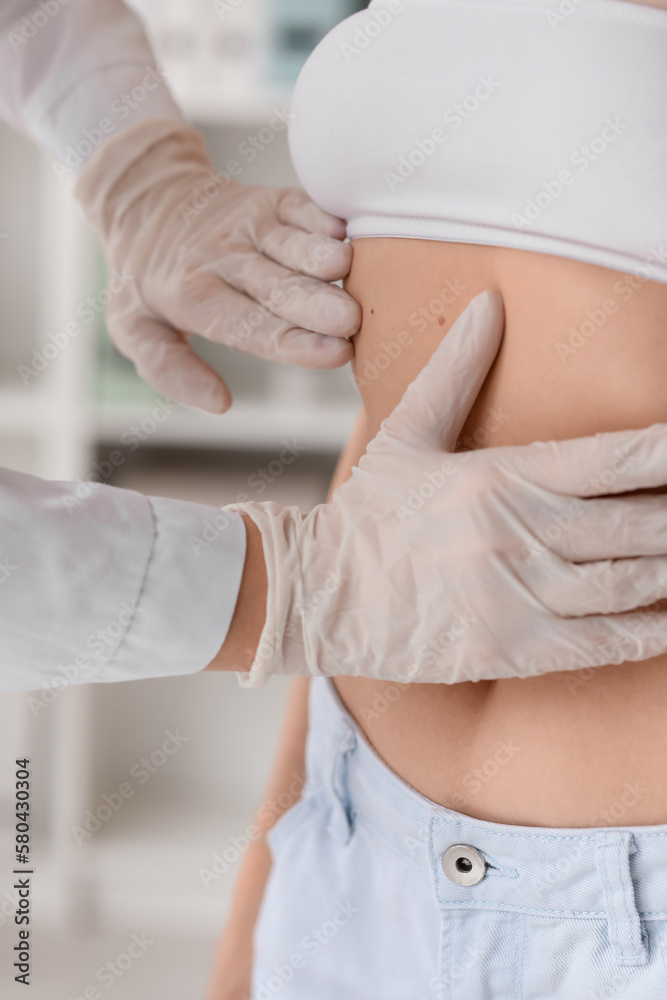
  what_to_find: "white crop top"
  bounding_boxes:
[288,0,667,284]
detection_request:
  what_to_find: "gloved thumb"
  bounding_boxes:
[375,290,505,453]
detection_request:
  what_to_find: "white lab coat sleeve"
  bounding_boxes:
[0,0,184,171]
[0,466,247,693]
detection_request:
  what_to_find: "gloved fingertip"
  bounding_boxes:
[289,332,355,370]
[206,388,233,415]
[315,214,347,241]
[328,217,348,241]
[304,238,353,281]
[284,190,347,240]
[320,337,355,368]
[193,377,232,415]
[319,292,362,338]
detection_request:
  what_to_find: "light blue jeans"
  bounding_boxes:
[252,678,667,999]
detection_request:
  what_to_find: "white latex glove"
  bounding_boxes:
[73,119,360,413]
[231,290,667,686]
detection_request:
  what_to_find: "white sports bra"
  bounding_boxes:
[288,0,667,284]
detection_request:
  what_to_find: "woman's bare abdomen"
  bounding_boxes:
[333,238,667,828]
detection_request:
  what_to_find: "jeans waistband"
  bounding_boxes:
[309,679,667,965]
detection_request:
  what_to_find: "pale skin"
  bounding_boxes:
[204,0,667,993]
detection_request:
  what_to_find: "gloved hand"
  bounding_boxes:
[73,118,360,413]
[231,290,667,686]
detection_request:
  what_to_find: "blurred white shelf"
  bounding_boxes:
[88,821,246,931]
[79,785,258,932]
[94,398,361,452]
[178,88,294,125]
[0,388,360,453]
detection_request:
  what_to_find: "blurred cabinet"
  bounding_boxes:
[130,0,367,120]
[265,0,365,85]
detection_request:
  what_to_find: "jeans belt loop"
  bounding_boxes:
[327,719,357,845]
[594,831,648,966]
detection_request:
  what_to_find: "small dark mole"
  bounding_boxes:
[370,308,375,315]
[438,315,446,326]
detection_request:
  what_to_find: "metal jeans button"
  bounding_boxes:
[442,844,486,886]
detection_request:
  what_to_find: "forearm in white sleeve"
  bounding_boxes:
[0,466,246,693]
[0,0,184,172]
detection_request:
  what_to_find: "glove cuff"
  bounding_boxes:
[226,501,312,688]
[72,117,211,239]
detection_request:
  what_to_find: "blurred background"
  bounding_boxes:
[0,1,366,996]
